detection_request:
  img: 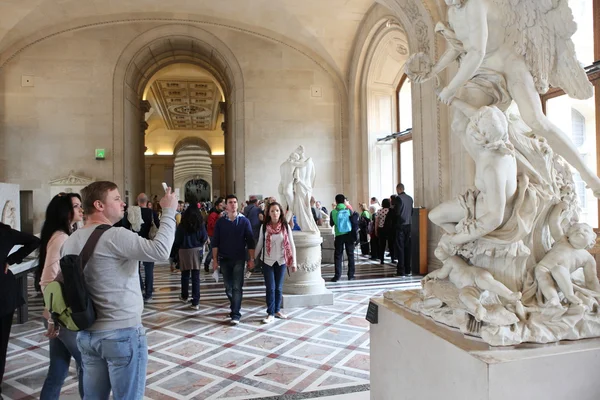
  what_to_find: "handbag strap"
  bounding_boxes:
[79,224,111,269]
[261,224,266,264]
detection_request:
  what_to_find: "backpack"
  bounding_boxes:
[337,208,352,234]
[43,225,110,331]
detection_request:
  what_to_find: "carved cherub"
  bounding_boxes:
[535,223,600,307]
[424,240,522,321]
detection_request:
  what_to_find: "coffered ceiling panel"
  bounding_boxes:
[150,79,220,131]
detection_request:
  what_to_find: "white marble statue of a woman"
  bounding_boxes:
[278,146,319,234]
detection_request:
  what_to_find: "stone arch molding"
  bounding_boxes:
[113,24,245,196]
[173,137,213,156]
[349,1,446,209]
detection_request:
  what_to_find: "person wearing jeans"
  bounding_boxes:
[253,201,297,324]
[38,193,85,399]
[212,195,256,325]
[134,193,160,302]
[61,181,177,400]
[41,323,83,399]
[76,325,147,399]
[330,194,356,282]
[172,203,207,310]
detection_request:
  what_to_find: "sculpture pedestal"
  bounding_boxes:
[282,232,333,308]
[370,297,600,400]
[320,226,335,264]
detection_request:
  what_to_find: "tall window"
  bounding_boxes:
[396,75,414,197]
[541,0,599,228]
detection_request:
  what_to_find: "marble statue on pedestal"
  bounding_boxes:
[278,146,332,306]
[385,0,600,345]
[278,145,319,234]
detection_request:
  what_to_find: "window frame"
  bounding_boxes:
[395,74,412,181]
[540,0,600,228]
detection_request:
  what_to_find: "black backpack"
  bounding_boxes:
[44,225,110,331]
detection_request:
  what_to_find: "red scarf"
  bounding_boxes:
[266,222,294,267]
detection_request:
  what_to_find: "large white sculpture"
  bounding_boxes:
[385,0,600,345]
[278,145,319,234]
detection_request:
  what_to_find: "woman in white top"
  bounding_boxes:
[254,202,297,324]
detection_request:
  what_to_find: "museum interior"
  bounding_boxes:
[1,0,600,399]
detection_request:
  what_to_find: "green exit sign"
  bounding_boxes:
[95,149,106,160]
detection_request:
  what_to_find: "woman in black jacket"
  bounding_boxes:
[173,204,208,310]
[0,222,40,396]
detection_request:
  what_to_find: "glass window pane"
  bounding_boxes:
[546,88,597,228]
[398,82,412,132]
[400,140,414,198]
[570,0,594,66]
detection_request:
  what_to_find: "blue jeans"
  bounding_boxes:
[40,322,84,399]
[204,237,213,267]
[181,269,200,305]
[262,262,286,315]
[76,325,147,400]
[139,262,154,299]
[220,259,245,320]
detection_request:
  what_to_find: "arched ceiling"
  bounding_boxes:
[0,0,377,77]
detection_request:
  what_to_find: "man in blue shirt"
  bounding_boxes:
[212,194,256,325]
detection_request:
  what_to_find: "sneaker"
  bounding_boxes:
[230,319,240,326]
[143,297,153,303]
[262,315,275,324]
[330,277,339,282]
[178,295,188,304]
[274,312,288,320]
[190,304,200,310]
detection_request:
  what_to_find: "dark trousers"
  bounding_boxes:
[369,234,379,260]
[378,233,393,262]
[395,225,412,275]
[262,262,286,315]
[334,234,355,279]
[181,269,200,306]
[221,259,245,320]
[0,311,13,396]
[139,262,155,299]
[359,228,369,255]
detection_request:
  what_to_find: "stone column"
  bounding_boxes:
[282,232,334,308]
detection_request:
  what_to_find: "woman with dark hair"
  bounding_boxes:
[0,223,40,398]
[173,203,207,310]
[254,202,297,324]
[38,193,84,399]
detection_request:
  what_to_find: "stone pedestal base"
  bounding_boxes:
[320,226,335,263]
[370,297,600,400]
[283,231,333,308]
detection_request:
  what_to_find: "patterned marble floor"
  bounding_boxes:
[3,255,421,400]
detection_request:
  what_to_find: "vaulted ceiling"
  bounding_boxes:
[0,0,379,77]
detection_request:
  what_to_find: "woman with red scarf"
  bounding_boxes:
[254,202,297,324]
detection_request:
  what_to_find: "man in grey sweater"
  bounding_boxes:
[62,181,177,400]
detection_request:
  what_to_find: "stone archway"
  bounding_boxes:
[112,24,244,200]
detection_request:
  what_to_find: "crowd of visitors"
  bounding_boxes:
[0,181,412,399]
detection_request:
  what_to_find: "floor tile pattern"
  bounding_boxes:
[3,255,420,399]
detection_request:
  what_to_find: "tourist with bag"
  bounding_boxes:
[253,202,297,324]
[61,181,177,399]
[172,203,207,310]
[38,193,85,399]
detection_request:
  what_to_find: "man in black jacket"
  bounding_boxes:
[136,193,160,302]
[0,223,40,395]
[394,183,413,276]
